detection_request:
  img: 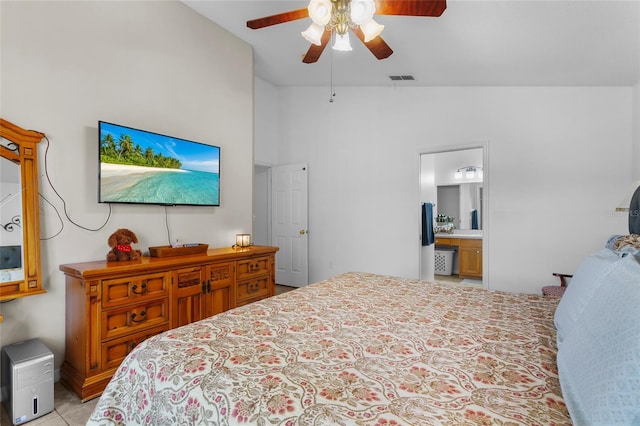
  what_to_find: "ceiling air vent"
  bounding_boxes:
[389,75,415,81]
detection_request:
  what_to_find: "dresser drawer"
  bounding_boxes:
[102,272,169,309]
[236,256,269,280]
[101,298,169,340]
[236,275,270,303]
[101,324,169,371]
[434,237,460,246]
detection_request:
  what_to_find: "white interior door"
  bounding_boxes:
[271,163,308,287]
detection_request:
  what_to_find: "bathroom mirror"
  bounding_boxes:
[437,183,483,230]
[0,118,45,301]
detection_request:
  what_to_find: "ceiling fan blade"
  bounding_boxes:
[302,30,331,63]
[247,8,309,29]
[376,0,446,17]
[352,28,394,60]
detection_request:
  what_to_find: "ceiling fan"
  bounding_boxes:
[247,0,446,64]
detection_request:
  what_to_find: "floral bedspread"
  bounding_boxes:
[88,272,571,425]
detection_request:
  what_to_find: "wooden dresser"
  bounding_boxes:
[59,245,278,401]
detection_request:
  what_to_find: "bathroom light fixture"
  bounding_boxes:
[235,234,251,248]
[454,166,483,180]
[615,180,640,212]
[301,0,384,51]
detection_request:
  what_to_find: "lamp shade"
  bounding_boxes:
[301,23,325,45]
[360,19,384,42]
[235,234,251,247]
[350,0,375,25]
[332,32,352,51]
[308,0,332,26]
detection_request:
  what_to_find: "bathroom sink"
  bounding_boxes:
[435,231,482,239]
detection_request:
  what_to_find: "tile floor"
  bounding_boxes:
[434,273,483,288]
[1,285,298,426]
[1,382,97,426]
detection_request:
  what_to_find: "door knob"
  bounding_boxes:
[299,229,307,235]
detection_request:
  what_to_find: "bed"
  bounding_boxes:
[88,272,573,425]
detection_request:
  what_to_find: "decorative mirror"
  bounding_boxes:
[0,118,45,303]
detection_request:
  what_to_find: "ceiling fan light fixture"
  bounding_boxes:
[350,0,376,25]
[360,18,384,42]
[301,23,325,45]
[332,32,352,51]
[308,0,332,26]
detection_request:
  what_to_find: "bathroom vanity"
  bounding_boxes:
[435,232,482,279]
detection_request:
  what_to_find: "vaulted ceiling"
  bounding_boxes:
[183,0,639,87]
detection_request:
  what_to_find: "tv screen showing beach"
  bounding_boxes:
[99,121,220,206]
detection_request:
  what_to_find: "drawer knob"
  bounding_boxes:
[131,283,148,295]
[130,311,147,323]
[248,282,259,293]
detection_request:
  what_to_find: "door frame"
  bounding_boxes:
[418,142,490,289]
[253,162,309,287]
[253,164,272,246]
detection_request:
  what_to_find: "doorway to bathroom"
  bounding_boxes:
[419,146,487,288]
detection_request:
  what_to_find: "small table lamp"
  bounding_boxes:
[235,234,251,248]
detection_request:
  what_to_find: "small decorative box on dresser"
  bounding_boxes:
[59,245,278,401]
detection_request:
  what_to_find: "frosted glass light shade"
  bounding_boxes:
[455,171,462,179]
[308,0,332,25]
[332,32,352,51]
[350,0,375,25]
[466,169,475,179]
[360,19,384,42]
[301,23,325,45]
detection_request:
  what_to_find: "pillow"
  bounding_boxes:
[606,234,640,259]
[557,255,640,425]
[554,248,621,346]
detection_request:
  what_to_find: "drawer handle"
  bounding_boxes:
[131,283,148,295]
[248,282,259,293]
[249,263,260,272]
[130,311,147,323]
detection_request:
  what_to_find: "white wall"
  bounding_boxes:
[634,81,640,181]
[254,77,280,166]
[253,77,280,245]
[419,154,436,281]
[269,86,631,294]
[0,1,253,371]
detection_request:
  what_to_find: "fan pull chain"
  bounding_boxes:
[329,33,336,103]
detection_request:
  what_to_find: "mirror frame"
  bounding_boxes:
[0,118,45,301]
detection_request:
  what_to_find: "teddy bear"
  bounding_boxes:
[106,228,143,261]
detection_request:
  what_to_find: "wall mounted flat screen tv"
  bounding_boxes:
[99,121,220,206]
